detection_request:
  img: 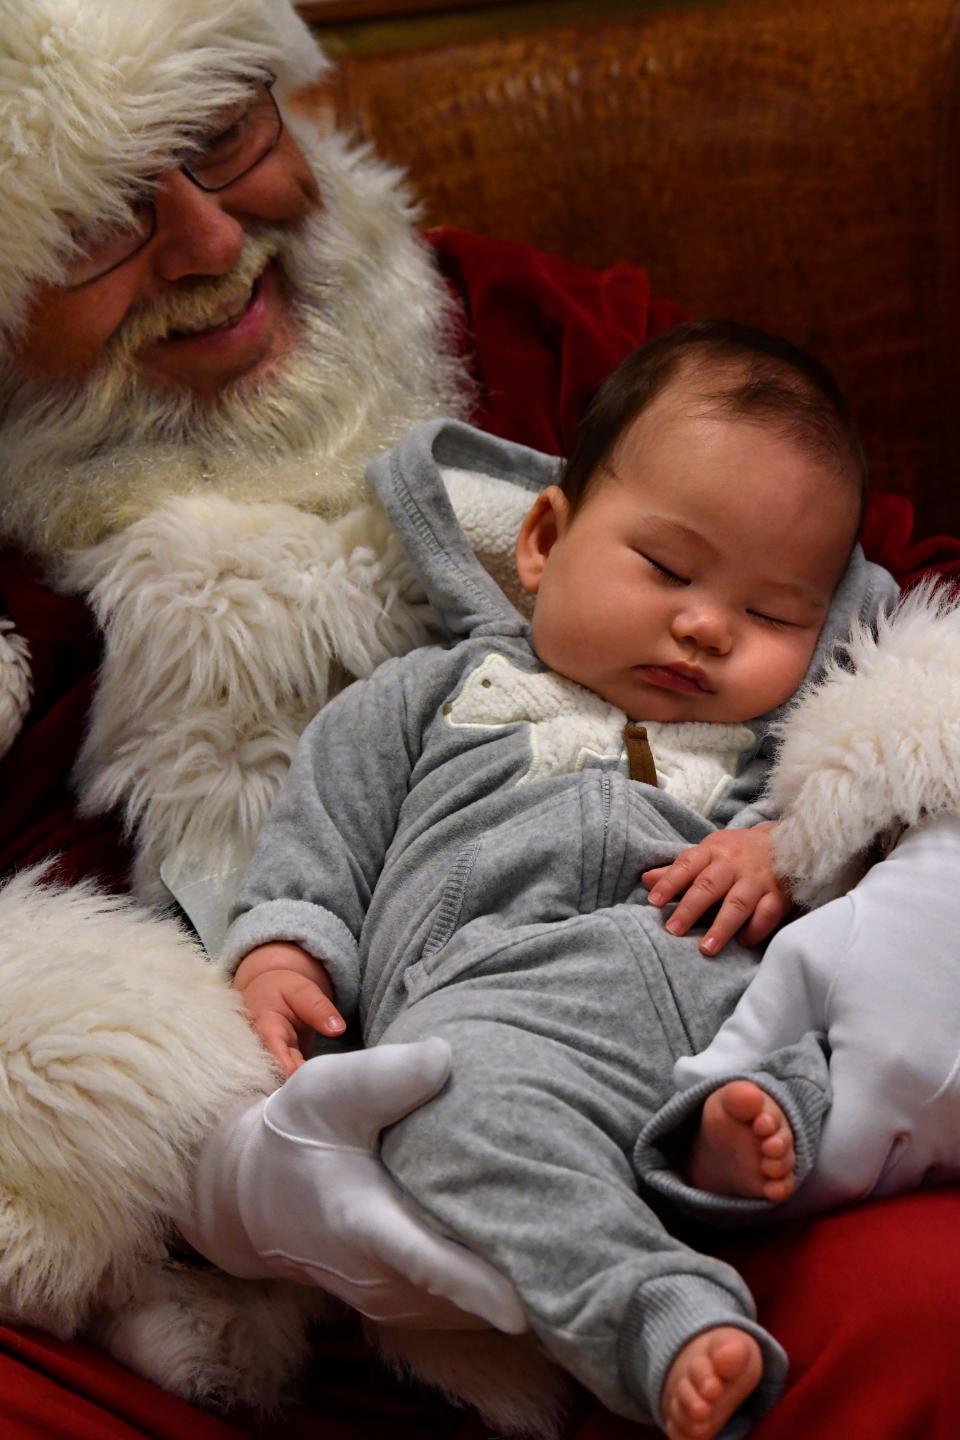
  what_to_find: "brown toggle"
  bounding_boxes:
[624,722,658,786]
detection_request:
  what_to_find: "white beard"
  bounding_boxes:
[0,123,472,571]
[0,124,474,915]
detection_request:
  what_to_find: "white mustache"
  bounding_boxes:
[111,233,282,360]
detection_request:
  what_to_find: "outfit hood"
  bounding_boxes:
[368,418,561,642]
[0,0,328,339]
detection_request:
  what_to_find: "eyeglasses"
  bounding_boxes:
[63,77,283,291]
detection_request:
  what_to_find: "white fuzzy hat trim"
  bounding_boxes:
[0,0,328,338]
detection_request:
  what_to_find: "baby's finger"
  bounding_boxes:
[737,890,791,947]
[255,1012,304,1079]
[645,848,712,907]
[698,883,761,955]
[661,859,735,936]
[288,973,347,1037]
[641,865,670,890]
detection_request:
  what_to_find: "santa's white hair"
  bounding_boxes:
[0,0,326,337]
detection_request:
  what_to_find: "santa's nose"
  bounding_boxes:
[150,172,248,284]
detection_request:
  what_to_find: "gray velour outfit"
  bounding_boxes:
[224,419,897,1434]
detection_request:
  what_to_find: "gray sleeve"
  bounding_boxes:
[714,744,778,831]
[719,796,778,832]
[222,656,420,1020]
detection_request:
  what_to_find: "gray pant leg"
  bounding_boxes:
[633,904,838,1223]
[379,911,786,1434]
[635,1033,831,1224]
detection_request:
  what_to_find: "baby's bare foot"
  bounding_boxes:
[661,1326,763,1440]
[687,1079,796,1202]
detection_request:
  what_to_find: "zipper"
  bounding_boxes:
[598,770,612,906]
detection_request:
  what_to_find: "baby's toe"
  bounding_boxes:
[678,1375,711,1417]
[688,1353,723,1401]
[761,1151,792,1178]
[762,1174,796,1202]
[760,1130,788,1158]
[752,1108,777,1139]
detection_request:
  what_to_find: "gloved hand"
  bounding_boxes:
[176,1037,527,1332]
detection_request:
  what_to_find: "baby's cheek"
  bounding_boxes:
[766,634,820,707]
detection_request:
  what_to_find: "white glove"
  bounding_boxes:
[176,1037,527,1332]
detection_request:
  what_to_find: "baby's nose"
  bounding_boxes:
[672,606,732,654]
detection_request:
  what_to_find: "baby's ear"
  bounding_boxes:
[515,487,569,595]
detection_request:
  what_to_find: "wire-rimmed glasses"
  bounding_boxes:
[63,76,283,291]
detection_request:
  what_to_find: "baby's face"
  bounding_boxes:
[516,389,859,723]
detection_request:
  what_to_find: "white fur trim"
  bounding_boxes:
[0,619,31,758]
[771,582,960,906]
[373,1326,568,1440]
[442,468,536,618]
[0,867,276,1335]
[90,1269,324,1413]
[65,494,434,907]
[0,0,328,337]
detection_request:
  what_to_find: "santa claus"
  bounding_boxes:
[0,0,530,1395]
[2,2,960,1439]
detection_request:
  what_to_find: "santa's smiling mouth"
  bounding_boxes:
[137,262,291,390]
[164,271,267,344]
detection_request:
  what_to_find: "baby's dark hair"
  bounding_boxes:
[560,319,868,528]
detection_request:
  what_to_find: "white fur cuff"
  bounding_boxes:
[770,582,960,906]
[0,869,276,1335]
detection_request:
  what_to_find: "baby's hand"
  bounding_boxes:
[642,823,790,956]
[234,942,346,1078]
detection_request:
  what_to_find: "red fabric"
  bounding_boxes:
[860,490,960,588]
[717,1193,958,1438]
[429,227,688,457]
[0,556,132,888]
[2,228,960,1439]
[0,1322,472,1440]
[0,1327,239,1440]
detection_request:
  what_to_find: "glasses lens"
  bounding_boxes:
[58,80,280,290]
[184,81,282,192]
[63,201,156,289]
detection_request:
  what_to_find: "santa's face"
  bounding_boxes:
[0,118,470,566]
[11,124,320,400]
